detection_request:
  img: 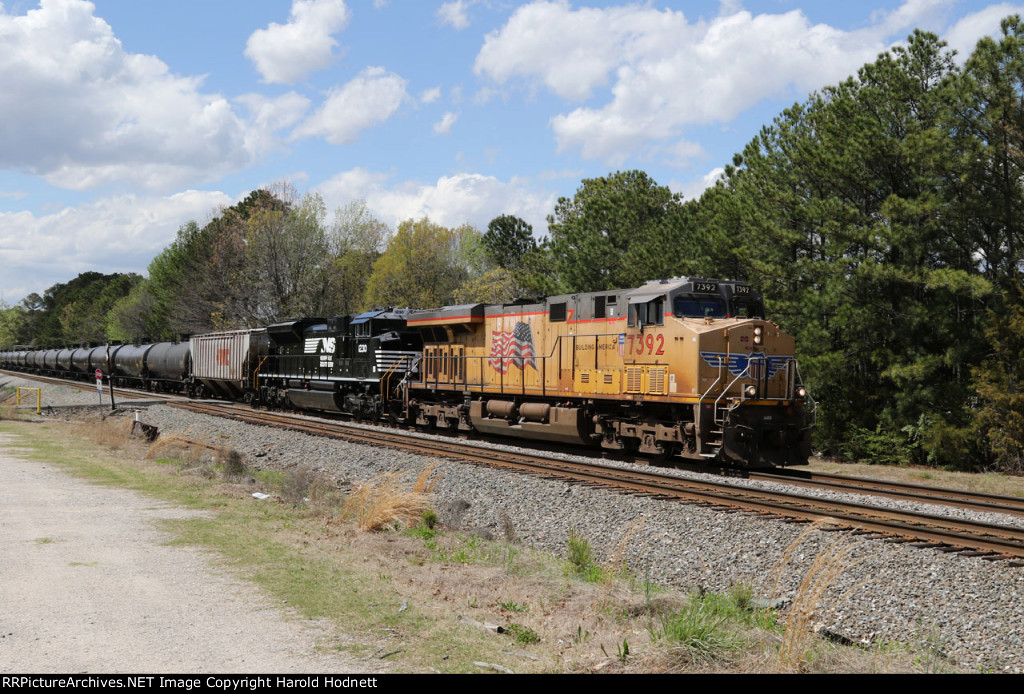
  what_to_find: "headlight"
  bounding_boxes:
[753,325,763,345]
[796,386,807,399]
[745,385,757,398]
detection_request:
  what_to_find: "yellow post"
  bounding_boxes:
[16,387,41,414]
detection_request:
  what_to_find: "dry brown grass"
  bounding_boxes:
[146,433,219,468]
[342,464,441,531]
[216,446,246,478]
[604,517,644,579]
[808,455,1024,498]
[279,465,341,506]
[765,521,863,672]
[73,416,135,450]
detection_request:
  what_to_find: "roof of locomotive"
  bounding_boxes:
[352,307,417,324]
[405,278,763,326]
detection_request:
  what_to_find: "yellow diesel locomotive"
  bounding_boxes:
[402,278,813,468]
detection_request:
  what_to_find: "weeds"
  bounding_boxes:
[768,522,863,672]
[217,447,246,479]
[505,623,541,645]
[0,386,22,420]
[85,417,134,451]
[406,511,441,540]
[566,527,605,583]
[342,465,440,531]
[498,599,528,613]
[912,623,954,674]
[601,638,631,663]
[499,512,516,542]
[278,465,339,506]
[3,415,961,674]
[420,508,439,529]
[649,591,744,665]
[146,434,215,467]
[0,405,22,421]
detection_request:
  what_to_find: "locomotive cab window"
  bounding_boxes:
[629,297,665,327]
[673,295,726,319]
[549,302,567,322]
[731,300,765,319]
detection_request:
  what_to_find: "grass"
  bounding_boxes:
[0,414,970,673]
[0,384,28,420]
[505,623,541,645]
[649,592,745,665]
[566,526,606,583]
[763,522,868,672]
[342,465,440,531]
[808,455,1024,499]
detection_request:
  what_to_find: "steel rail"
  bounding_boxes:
[752,469,1024,518]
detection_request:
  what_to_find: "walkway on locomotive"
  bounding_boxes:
[407,278,805,407]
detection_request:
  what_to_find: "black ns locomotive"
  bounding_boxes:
[256,309,423,417]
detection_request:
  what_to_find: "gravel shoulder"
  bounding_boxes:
[0,430,375,674]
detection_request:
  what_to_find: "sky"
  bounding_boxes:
[1,0,1022,304]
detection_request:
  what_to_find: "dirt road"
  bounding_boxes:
[0,431,374,674]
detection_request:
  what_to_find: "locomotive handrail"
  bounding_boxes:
[252,356,268,391]
[791,359,818,425]
[380,354,408,406]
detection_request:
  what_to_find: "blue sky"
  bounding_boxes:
[1,0,1021,303]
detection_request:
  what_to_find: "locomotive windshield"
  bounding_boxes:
[731,300,765,319]
[673,295,726,318]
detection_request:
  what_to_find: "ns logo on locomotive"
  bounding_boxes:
[0,278,814,470]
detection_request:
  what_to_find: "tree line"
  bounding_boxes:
[4,18,1024,472]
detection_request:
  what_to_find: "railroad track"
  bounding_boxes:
[753,469,1024,518]
[0,369,174,402]
[170,400,1024,563]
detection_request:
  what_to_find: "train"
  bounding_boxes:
[0,277,814,469]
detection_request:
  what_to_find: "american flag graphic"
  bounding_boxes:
[489,322,538,373]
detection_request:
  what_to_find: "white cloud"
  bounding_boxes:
[420,86,442,104]
[671,167,726,203]
[475,0,981,165]
[438,1,474,30]
[292,67,408,145]
[0,189,233,302]
[943,3,1024,59]
[871,0,957,35]
[245,0,351,84]
[475,1,631,101]
[235,92,312,155]
[317,169,556,234]
[433,112,458,135]
[0,0,255,191]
